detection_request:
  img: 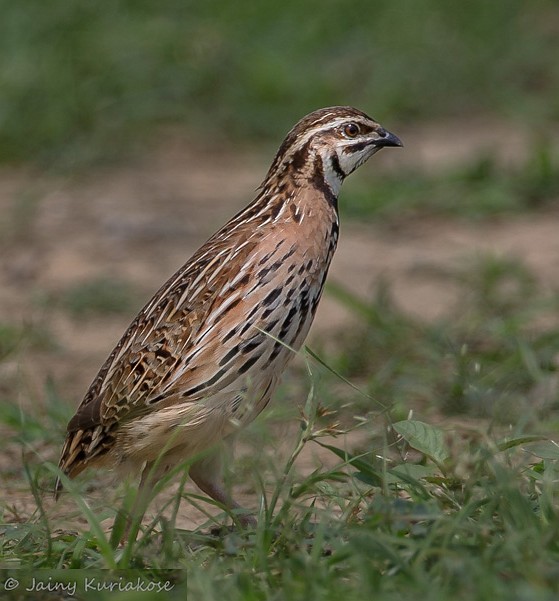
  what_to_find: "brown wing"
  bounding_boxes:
[55,231,261,489]
[55,289,207,485]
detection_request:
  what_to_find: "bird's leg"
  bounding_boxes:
[119,459,169,544]
[189,452,256,528]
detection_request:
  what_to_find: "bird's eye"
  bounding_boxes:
[343,123,360,138]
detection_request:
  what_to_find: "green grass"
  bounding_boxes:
[2,257,559,599]
[341,140,559,221]
[0,0,558,165]
[3,392,559,600]
[324,254,559,423]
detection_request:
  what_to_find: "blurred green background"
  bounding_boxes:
[1,0,558,165]
[4,3,559,594]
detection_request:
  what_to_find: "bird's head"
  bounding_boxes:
[264,106,402,197]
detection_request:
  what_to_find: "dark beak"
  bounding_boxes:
[373,129,403,148]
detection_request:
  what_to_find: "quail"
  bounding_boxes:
[55,106,402,532]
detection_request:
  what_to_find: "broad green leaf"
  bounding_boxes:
[316,442,383,480]
[317,441,385,486]
[393,420,449,466]
[386,463,438,484]
[354,471,382,487]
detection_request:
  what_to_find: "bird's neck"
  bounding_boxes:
[307,152,343,207]
[262,152,343,211]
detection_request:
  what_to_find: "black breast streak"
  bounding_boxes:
[260,245,297,282]
[239,317,280,337]
[261,306,275,319]
[239,321,253,336]
[245,305,262,323]
[282,285,296,305]
[258,250,275,266]
[218,345,241,367]
[258,260,282,281]
[268,341,283,363]
[292,294,311,340]
[238,355,260,374]
[183,368,227,396]
[281,245,297,262]
[262,287,282,307]
[279,306,299,338]
[264,319,280,333]
[239,334,264,354]
[222,327,238,343]
[310,270,329,314]
[263,290,309,368]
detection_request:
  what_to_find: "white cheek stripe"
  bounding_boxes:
[319,150,343,197]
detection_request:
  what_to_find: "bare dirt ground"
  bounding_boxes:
[1,120,559,531]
